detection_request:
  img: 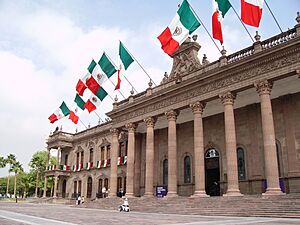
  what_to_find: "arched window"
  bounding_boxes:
[104,178,109,189]
[107,145,111,160]
[237,147,246,180]
[87,177,92,198]
[163,159,168,186]
[89,148,94,162]
[101,147,105,161]
[74,181,77,194]
[184,156,191,183]
[98,179,103,193]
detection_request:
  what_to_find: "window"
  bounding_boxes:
[184,156,191,183]
[117,177,122,191]
[163,159,168,186]
[76,152,79,166]
[80,151,84,165]
[276,143,283,177]
[101,146,105,161]
[64,154,68,165]
[98,179,103,193]
[104,178,109,189]
[89,148,94,162]
[78,180,82,195]
[74,181,77,194]
[107,145,111,160]
[87,177,92,198]
[205,148,219,158]
[237,147,246,180]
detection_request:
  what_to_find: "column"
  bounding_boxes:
[144,117,156,197]
[53,175,58,198]
[219,92,242,196]
[56,147,61,168]
[255,80,283,195]
[43,149,50,198]
[190,102,208,197]
[165,110,178,197]
[109,128,119,197]
[125,123,136,197]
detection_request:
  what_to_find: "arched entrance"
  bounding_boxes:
[62,179,67,198]
[205,148,220,196]
[87,177,92,198]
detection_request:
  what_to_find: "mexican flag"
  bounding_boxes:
[48,165,56,170]
[103,159,108,167]
[87,59,108,91]
[123,156,127,165]
[212,0,231,44]
[98,52,117,78]
[74,94,86,111]
[76,73,89,96]
[96,160,102,168]
[84,87,108,113]
[60,165,70,171]
[69,110,79,124]
[77,163,82,171]
[241,0,264,27]
[157,0,200,56]
[86,162,93,170]
[72,165,77,172]
[48,101,70,123]
[115,41,134,90]
[117,157,122,166]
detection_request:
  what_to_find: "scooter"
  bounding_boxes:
[118,198,130,212]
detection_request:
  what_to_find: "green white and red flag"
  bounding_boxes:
[98,52,117,79]
[77,163,82,171]
[157,0,200,56]
[212,0,232,44]
[86,162,93,170]
[123,156,127,165]
[48,101,70,123]
[72,165,77,172]
[97,160,102,168]
[84,87,108,113]
[241,0,264,27]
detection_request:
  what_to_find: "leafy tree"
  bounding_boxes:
[11,161,23,197]
[0,156,6,168]
[6,154,16,196]
[29,150,48,198]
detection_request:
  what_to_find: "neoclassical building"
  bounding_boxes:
[45,15,300,199]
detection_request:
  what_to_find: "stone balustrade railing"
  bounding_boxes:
[227,46,254,64]
[261,28,296,50]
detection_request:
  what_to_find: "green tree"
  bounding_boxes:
[11,161,23,197]
[0,155,6,168]
[6,154,16,196]
[29,150,47,198]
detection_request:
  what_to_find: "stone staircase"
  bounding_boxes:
[82,194,300,218]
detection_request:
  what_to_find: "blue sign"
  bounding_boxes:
[156,186,168,198]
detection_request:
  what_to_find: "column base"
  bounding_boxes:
[125,193,136,198]
[263,188,285,196]
[190,191,209,198]
[142,193,154,198]
[223,189,243,197]
[165,192,178,198]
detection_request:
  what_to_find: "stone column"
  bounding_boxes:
[144,117,156,197]
[43,149,51,198]
[53,175,58,198]
[165,110,178,197]
[56,147,61,168]
[255,80,283,195]
[125,123,136,197]
[219,92,242,196]
[109,128,119,197]
[190,102,208,197]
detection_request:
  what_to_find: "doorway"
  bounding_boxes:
[62,179,67,198]
[87,177,92,198]
[205,148,220,196]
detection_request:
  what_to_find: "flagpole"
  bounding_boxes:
[93,111,104,123]
[107,78,126,99]
[79,118,87,129]
[106,53,138,94]
[121,42,157,86]
[265,0,283,33]
[187,2,221,53]
[230,4,255,42]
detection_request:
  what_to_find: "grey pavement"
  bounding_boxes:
[0,202,299,225]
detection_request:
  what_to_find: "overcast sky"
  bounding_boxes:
[0,0,299,176]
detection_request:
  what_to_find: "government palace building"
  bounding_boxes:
[44,14,300,200]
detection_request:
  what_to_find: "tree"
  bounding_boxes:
[11,161,23,197]
[29,151,48,198]
[0,156,6,168]
[6,154,16,196]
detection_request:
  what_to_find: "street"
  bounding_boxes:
[0,202,299,225]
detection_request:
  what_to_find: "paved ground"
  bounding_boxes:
[0,202,300,225]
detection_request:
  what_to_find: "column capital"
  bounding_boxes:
[165,110,178,121]
[110,128,119,136]
[144,117,156,127]
[125,123,137,132]
[190,101,206,114]
[219,91,236,105]
[254,80,273,96]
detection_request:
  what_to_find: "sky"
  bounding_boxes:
[0,0,299,177]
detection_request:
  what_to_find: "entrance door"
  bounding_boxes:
[87,177,92,198]
[62,179,67,198]
[205,148,220,196]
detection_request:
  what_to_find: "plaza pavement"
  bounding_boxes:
[0,202,299,225]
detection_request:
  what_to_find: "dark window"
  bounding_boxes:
[64,154,68,165]
[98,179,103,193]
[87,177,92,198]
[184,156,191,183]
[117,177,122,191]
[74,181,77,194]
[101,147,105,161]
[163,159,168,186]
[89,148,94,162]
[78,180,82,195]
[237,147,246,180]
[80,151,84,165]
[125,141,128,156]
[104,178,109,189]
[107,145,110,160]
[76,152,79,166]
[276,143,283,177]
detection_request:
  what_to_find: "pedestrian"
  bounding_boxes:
[102,187,106,198]
[81,196,85,204]
[78,195,81,205]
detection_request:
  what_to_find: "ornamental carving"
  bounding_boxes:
[190,101,206,114]
[254,80,273,95]
[168,40,202,83]
[125,122,136,133]
[144,117,156,127]
[100,138,110,147]
[165,110,178,121]
[219,92,236,105]
[110,128,119,136]
[118,131,128,142]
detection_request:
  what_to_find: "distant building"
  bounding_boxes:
[44,15,300,199]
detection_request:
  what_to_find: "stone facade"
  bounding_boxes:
[44,16,300,199]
